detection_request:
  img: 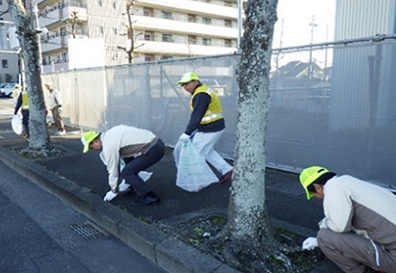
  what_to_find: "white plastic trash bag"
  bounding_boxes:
[173,141,219,192]
[99,152,152,192]
[11,114,23,135]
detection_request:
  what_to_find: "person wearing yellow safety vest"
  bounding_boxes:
[299,166,396,273]
[177,72,233,184]
[14,88,29,138]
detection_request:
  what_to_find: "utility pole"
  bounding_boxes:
[237,0,242,53]
[1,20,22,87]
[324,24,329,82]
[275,19,284,82]
[308,15,317,80]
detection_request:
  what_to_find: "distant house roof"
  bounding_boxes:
[276,61,323,79]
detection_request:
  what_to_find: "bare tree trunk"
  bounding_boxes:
[126,1,135,63]
[219,0,282,271]
[8,0,55,156]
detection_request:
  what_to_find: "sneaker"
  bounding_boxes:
[132,195,160,206]
[56,130,66,136]
[219,170,233,184]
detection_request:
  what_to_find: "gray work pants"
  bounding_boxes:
[51,106,64,131]
[318,229,396,273]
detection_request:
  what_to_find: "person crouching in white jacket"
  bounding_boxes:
[81,125,165,206]
[299,166,396,273]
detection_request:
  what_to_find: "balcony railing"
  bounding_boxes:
[40,5,87,27]
[41,34,88,53]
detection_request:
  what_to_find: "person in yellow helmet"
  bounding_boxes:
[81,125,165,205]
[298,166,396,273]
[177,72,233,184]
[13,87,29,138]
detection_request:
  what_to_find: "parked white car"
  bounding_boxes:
[0,83,18,97]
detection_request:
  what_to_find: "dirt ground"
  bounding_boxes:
[173,213,329,273]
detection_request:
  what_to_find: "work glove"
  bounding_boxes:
[119,180,130,192]
[103,190,118,202]
[58,107,63,114]
[302,237,319,250]
[178,133,190,142]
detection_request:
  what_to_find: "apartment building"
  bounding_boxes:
[0,1,19,83]
[30,0,243,71]
[131,0,240,62]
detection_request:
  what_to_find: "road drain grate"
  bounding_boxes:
[70,221,108,240]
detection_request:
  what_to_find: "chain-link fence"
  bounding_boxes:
[42,36,396,188]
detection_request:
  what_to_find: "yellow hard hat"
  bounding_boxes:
[299,166,329,200]
[177,72,199,85]
[81,131,99,153]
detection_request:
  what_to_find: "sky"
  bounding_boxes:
[273,0,337,48]
[270,0,337,69]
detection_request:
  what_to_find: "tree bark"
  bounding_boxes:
[220,0,280,270]
[8,0,54,155]
[126,1,135,63]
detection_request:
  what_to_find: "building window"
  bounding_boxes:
[2,59,8,68]
[112,2,116,9]
[113,28,117,35]
[202,17,211,25]
[161,55,173,60]
[224,1,232,7]
[60,27,66,36]
[145,54,155,62]
[143,7,154,17]
[99,26,104,34]
[144,31,154,41]
[203,38,211,46]
[162,34,173,42]
[225,19,232,27]
[188,14,196,23]
[61,52,68,62]
[161,11,173,20]
[188,35,197,44]
[98,0,102,7]
[225,39,232,47]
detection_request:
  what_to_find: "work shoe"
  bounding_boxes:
[55,130,66,135]
[132,195,160,206]
[219,170,233,184]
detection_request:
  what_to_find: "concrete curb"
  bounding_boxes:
[0,146,239,273]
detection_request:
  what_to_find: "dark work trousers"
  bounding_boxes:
[21,109,29,137]
[120,139,165,197]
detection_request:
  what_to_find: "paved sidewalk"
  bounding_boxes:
[0,120,342,272]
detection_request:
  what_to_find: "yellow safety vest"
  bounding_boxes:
[21,90,29,110]
[190,84,223,125]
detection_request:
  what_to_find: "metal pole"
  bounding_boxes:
[308,15,317,80]
[237,0,242,53]
[19,51,26,91]
[32,3,43,73]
